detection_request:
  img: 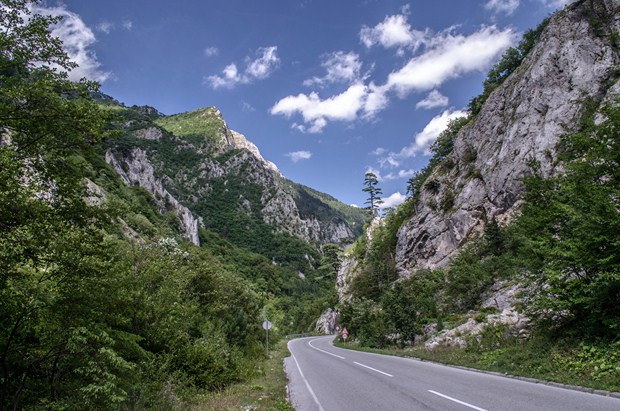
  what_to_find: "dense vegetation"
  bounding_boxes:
[0,2,343,408]
[339,5,620,387]
[341,104,620,387]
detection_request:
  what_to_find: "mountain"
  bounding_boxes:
[101,102,367,257]
[394,0,620,275]
[332,0,620,355]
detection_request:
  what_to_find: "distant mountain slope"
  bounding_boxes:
[101,100,368,258]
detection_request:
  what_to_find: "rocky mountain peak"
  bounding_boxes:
[394,0,620,276]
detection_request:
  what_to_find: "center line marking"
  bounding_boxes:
[428,390,487,411]
[354,361,394,377]
[308,339,345,359]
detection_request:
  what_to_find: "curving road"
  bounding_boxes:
[285,335,620,411]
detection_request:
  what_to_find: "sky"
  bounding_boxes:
[35,0,573,208]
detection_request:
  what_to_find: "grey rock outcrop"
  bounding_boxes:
[106,105,365,248]
[336,256,360,303]
[106,149,202,245]
[396,0,620,275]
[315,308,340,334]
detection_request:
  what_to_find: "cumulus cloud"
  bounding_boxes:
[485,0,520,16]
[204,46,219,57]
[246,46,280,79]
[400,109,468,157]
[385,26,514,96]
[380,192,407,209]
[286,150,312,162]
[206,46,280,89]
[374,109,467,171]
[32,4,110,83]
[360,9,427,53]
[304,51,363,87]
[416,89,449,109]
[383,169,416,181]
[272,14,513,132]
[270,83,368,133]
[372,147,387,156]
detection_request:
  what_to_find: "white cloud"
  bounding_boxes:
[96,21,114,34]
[400,109,468,157]
[122,20,133,30]
[416,89,449,109]
[380,192,407,209]
[383,169,416,181]
[286,150,312,162]
[204,46,219,57]
[271,83,368,133]
[32,4,110,83]
[303,51,363,87]
[485,0,520,16]
[272,23,513,131]
[386,26,515,96]
[360,12,427,52]
[246,46,280,79]
[372,147,387,156]
[363,83,390,119]
[206,46,280,89]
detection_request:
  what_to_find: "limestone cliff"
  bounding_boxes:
[104,103,367,248]
[395,0,620,275]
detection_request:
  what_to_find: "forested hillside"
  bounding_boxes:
[0,2,362,408]
[335,0,620,390]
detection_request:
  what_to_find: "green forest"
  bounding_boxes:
[0,2,341,408]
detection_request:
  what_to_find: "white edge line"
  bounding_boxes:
[309,338,345,359]
[290,350,325,411]
[428,390,488,411]
[353,361,393,377]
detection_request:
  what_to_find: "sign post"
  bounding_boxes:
[262,320,272,354]
[341,327,349,341]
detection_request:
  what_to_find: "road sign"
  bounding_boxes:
[342,327,349,340]
[263,320,272,354]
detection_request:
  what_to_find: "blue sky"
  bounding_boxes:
[37,0,572,208]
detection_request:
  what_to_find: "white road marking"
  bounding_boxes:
[428,390,488,411]
[309,338,345,359]
[354,361,394,377]
[290,349,325,411]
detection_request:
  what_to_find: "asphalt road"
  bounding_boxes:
[285,335,620,411]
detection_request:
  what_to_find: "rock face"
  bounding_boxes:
[396,0,620,275]
[106,149,202,245]
[424,280,529,349]
[336,256,360,303]
[315,308,340,334]
[105,104,367,247]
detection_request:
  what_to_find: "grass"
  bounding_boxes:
[193,340,293,410]
[334,335,620,394]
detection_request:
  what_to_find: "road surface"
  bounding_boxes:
[285,335,620,411]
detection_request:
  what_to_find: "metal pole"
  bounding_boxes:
[266,327,269,354]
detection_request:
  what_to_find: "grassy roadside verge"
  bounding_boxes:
[194,340,293,410]
[334,336,620,394]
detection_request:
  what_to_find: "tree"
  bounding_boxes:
[515,104,620,339]
[0,2,127,407]
[363,172,383,215]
